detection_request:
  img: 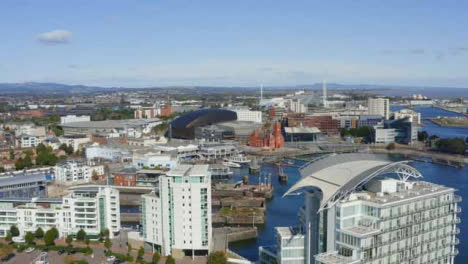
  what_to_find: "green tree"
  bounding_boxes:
[85,237,90,248]
[66,235,73,247]
[25,231,35,244]
[9,150,15,160]
[152,252,161,264]
[59,144,74,155]
[92,170,99,181]
[35,227,44,239]
[165,255,175,264]
[50,227,59,239]
[137,246,145,260]
[5,232,12,242]
[104,237,112,251]
[417,131,428,142]
[0,167,4,173]
[207,251,228,264]
[44,229,56,246]
[76,229,87,241]
[36,143,47,154]
[9,225,19,237]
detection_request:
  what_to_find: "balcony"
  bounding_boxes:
[454,195,462,203]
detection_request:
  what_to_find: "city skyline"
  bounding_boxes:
[1,0,468,88]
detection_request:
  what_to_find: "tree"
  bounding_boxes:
[417,131,428,142]
[9,150,15,160]
[9,225,19,237]
[66,235,73,247]
[386,143,396,150]
[165,255,175,264]
[59,144,74,155]
[104,237,112,251]
[5,232,12,242]
[152,252,161,264]
[50,227,59,239]
[92,170,99,182]
[76,229,87,241]
[44,229,56,246]
[103,229,110,238]
[35,227,44,239]
[137,246,145,260]
[207,251,228,264]
[25,231,35,244]
[0,244,13,260]
[85,237,90,248]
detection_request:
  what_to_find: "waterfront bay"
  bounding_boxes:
[232,106,467,262]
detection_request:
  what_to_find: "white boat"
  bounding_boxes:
[222,161,241,168]
[225,154,251,164]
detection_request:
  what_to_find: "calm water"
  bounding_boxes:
[230,160,468,263]
[391,105,468,138]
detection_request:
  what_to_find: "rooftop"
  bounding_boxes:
[61,118,160,129]
[284,127,321,134]
[167,164,209,177]
[0,173,48,187]
[284,153,424,210]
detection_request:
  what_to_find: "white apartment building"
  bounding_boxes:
[140,164,212,256]
[58,135,91,151]
[5,123,46,137]
[55,160,91,184]
[374,127,397,144]
[86,145,132,162]
[60,115,91,125]
[0,186,120,239]
[288,99,308,113]
[259,154,460,264]
[368,98,390,120]
[231,108,263,123]
[394,109,421,124]
[17,134,43,148]
[316,178,460,264]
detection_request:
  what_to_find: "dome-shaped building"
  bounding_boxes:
[170,108,237,139]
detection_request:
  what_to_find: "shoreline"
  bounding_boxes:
[427,118,468,128]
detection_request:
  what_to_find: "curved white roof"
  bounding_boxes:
[284,153,420,210]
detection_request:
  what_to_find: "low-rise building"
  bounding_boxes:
[60,115,91,125]
[0,186,120,238]
[55,160,91,184]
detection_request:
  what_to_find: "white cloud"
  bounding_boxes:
[37,30,72,44]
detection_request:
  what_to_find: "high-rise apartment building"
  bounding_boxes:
[259,154,460,264]
[368,98,390,120]
[140,164,212,256]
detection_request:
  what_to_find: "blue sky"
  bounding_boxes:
[1,0,467,88]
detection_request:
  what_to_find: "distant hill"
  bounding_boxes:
[0,82,466,98]
[0,82,122,95]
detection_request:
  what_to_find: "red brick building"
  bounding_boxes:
[268,107,285,121]
[286,114,340,135]
[113,169,138,186]
[248,122,285,149]
[159,104,172,117]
